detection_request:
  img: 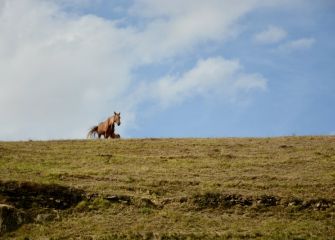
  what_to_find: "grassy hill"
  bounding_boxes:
[0,137,334,239]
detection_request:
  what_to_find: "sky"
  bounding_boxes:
[0,0,334,140]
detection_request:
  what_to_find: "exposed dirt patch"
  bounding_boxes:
[0,180,85,210]
[279,144,294,149]
[192,192,335,211]
[193,193,253,209]
[0,204,25,235]
[103,195,133,205]
[1,180,334,214]
[0,180,85,235]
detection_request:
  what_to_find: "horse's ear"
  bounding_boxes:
[114,111,117,115]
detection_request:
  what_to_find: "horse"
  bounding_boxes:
[87,112,121,139]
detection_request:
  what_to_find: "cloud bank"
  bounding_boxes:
[0,0,302,139]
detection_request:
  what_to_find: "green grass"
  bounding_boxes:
[1,136,335,239]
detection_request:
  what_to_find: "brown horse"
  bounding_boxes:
[87,112,121,139]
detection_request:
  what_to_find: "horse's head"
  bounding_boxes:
[114,112,121,126]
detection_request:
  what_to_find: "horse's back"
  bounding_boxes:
[97,121,108,133]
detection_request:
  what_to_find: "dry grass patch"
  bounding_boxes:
[0,137,334,239]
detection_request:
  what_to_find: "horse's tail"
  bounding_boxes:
[87,126,98,139]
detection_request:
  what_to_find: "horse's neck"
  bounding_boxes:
[108,116,115,126]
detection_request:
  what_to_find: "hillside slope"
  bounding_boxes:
[0,137,334,239]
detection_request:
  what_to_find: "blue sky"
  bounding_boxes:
[0,0,334,140]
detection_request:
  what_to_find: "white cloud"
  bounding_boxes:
[254,25,287,44]
[133,57,267,108]
[0,0,288,139]
[127,0,261,63]
[277,38,315,52]
[0,0,133,139]
[128,0,303,63]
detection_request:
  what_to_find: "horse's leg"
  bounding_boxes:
[103,121,109,139]
[106,124,113,139]
[109,124,115,139]
[98,133,101,139]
